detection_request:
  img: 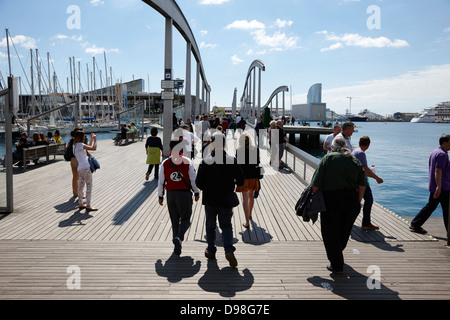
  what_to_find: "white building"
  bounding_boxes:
[291,84,327,121]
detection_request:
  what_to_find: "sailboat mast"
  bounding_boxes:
[30,49,35,116]
[69,57,73,96]
[6,29,12,77]
[104,51,111,117]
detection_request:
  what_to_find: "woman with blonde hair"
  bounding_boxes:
[235,131,260,228]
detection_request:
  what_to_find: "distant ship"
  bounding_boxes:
[345,113,369,122]
[411,101,450,123]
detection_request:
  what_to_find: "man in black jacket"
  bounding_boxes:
[196,133,245,268]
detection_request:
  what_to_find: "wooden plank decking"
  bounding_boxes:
[0,131,449,301]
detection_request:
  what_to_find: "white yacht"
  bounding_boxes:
[411,101,450,123]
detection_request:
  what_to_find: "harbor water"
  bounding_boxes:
[315,122,449,218]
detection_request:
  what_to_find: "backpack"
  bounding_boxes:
[64,139,74,161]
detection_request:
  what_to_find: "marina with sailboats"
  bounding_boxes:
[1,29,156,141]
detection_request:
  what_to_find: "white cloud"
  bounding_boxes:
[274,19,293,28]
[251,29,299,51]
[53,34,68,40]
[226,19,299,53]
[246,49,267,56]
[200,30,208,36]
[52,34,83,42]
[0,35,38,49]
[200,41,217,49]
[90,0,104,6]
[318,31,409,51]
[225,20,265,31]
[231,54,244,65]
[321,43,344,52]
[199,0,230,5]
[85,44,119,55]
[294,64,450,114]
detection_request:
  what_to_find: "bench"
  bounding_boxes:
[114,131,139,146]
[20,143,67,172]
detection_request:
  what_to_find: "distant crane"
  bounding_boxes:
[347,96,359,114]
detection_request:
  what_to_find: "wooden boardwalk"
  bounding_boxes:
[0,131,449,301]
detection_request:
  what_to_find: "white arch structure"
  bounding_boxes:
[263,85,289,118]
[239,60,265,122]
[142,0,211,154]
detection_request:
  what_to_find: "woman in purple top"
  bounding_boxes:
[410,134,450,234]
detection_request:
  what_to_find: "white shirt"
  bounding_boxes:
[335,132,353,152]
[73,143,90,171]
[324,133,335,153]
[182,129,201,152]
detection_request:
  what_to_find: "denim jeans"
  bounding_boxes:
[362,185,374,226]
[412,190,449,232]
[205,206,235,254]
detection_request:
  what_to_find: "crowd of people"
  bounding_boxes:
[150,116,448,272]
[12,130,63,166]
[16,115,446,275]
[318,122,449,273]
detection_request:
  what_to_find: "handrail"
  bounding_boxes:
[27,99,79,136]
[27,99,78,122]
[284,143,320,185]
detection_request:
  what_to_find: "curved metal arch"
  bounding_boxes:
[240,59,265,101]
[142,0,210,92]
[263,86,289,109]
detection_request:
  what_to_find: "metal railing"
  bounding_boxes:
[283,143,450,247]
[117,101,145,140]
[283,143,320,185]
[26,99,80,137]
[0,80,14,213]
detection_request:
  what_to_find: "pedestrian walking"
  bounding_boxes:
[145,127,163,181]
[352,136,384,230]
[73,131,98,212]
[66,127,87,198]
[196,134,245,268]
[158,139,200,256]
[335,121,355,152]
[311,137,366,274]
[235,132,260,229]
[323,124,341,153]
[276,120,287,169]
[410,134,450,234]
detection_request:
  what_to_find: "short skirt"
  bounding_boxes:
[236,178,259,192]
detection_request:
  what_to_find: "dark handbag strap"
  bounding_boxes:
[169,158,193,192]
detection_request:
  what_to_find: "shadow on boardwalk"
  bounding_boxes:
[307,264,401,300]
[198,260,254,298]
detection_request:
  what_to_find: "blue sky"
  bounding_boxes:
[1,0,449,116]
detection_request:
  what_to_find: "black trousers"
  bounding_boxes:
[167,190,193,241]
[411,190,449,232]
[321,189,361,272]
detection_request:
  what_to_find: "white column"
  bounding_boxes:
[184,42,192,122]
[195,63,200,119]
[163,17,173,156]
